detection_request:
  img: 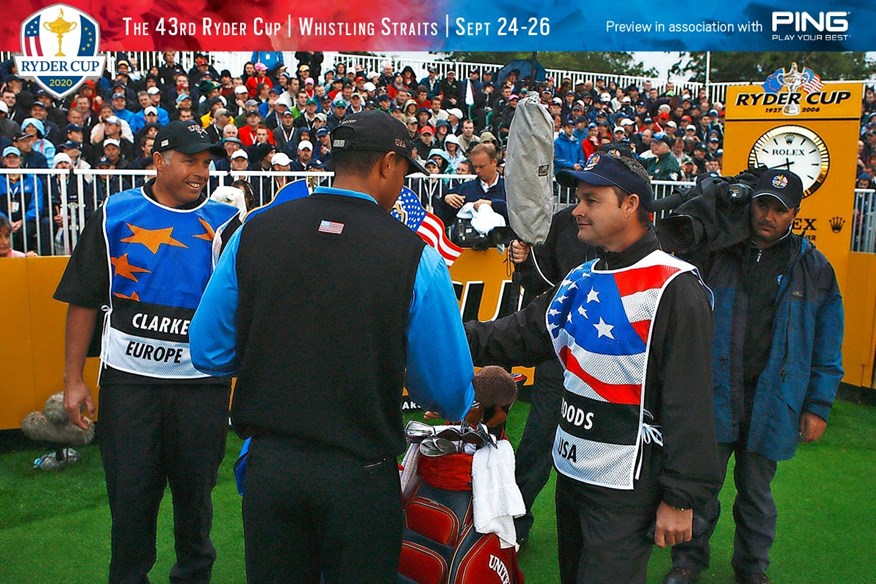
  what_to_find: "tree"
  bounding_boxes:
[439,52,657,78]
[670,52,876,83]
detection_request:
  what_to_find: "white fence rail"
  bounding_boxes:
[6,168,874,257]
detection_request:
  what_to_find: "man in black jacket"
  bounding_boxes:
[465,152,721,584]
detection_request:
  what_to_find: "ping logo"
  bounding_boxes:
[771,11,849,33]
[14,4,106,100]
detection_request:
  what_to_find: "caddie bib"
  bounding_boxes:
[548,250,698,489]
[101,188,237,379]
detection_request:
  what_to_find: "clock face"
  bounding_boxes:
[748,125,830,198]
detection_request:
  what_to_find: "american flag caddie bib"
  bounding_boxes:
[547,249,703,490]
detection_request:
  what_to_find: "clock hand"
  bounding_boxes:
[769,160,793,170]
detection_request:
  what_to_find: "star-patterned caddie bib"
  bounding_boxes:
[547,250,704,490]
[101,188,238,379]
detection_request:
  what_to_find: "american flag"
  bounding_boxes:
[24,15,42,57]
[801,68,824,94]
[392,187,462,267]
[548,261,682,405]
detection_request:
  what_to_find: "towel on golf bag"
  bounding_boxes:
[471,440,525,549]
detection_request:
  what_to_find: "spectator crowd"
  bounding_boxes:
[1,51,875,256]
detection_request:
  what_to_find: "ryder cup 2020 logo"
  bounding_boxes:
[14,4,105,100]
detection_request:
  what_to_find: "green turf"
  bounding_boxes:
[1,399,873,583]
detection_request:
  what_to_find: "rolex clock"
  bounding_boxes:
[747,125,830,198]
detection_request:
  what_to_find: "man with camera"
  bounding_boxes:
[663,169,844,584]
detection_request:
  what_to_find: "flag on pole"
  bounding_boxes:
[465,79,475,106]
[392,187,462,266]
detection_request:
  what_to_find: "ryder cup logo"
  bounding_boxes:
[14,5,105,100]
[772,174,789,189]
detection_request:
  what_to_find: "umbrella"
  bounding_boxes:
[496,58,547,85]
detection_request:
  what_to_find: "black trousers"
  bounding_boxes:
[514,358,564,541]
[671,441,778,576]
[98,383,230,584]
[556,478,654,584]
[242,435,404,584]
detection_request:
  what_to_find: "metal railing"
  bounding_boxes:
[853,188,876,254]
[4,168,874,256]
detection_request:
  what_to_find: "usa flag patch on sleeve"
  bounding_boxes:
[318,220,345,234]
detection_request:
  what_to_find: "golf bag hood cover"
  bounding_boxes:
[504,92,554,244]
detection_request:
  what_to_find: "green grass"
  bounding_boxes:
[1,400,873,583]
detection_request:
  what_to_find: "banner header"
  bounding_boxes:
[2,1,875,52]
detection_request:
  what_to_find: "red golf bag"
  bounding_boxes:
[397,449,524,584]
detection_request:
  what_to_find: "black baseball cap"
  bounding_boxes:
[330,111,429,175]
[152,121,225,156]
[556,152,653,209]
[752,169,803,210]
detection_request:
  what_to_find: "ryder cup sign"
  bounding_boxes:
[14,4,105,100]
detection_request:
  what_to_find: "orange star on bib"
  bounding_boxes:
[111,253,151,282]
[193,217,216,242]
[120,223,188,254]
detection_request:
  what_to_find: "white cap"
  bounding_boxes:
[105,115,120,125]
[551,97,562,104]
[53,153,72,167]
[271,152,291,166]
[363,82,376,92]
[103,138,121,147]
[620,118,634,126]
[0,101,7,113]
[147,86,160,95]
[613,126,625,133]
[666,120,678,128]
[622,96,631,103]
[234,85,249,94]
[144,106,158,115]
[447,108,463,119]
[600,92,611,102]
[230,150,248,160]
[297,140,313,151]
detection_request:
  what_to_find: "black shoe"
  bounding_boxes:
[736,572,770,584]
[663,567,700,584]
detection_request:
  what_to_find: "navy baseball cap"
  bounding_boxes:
[152,121,226,157]
[752,169,803,210]
[330,111,429,175]
[556,152,653,209]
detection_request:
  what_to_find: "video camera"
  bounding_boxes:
[654,167,766,255]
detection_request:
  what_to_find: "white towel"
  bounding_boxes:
[456,202,507,235]
[471,440,526,549]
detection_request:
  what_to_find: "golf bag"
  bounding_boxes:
[397,450,524,584]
